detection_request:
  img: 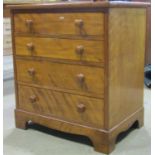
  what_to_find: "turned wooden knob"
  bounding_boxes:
[75,19,84,27]
[27,68,35,76]
[29,95,37,103]
[25,19,33,31]
[76,45,84,56]
[26,43,34,51]
[77,103,86,113]
[76,73,85,86]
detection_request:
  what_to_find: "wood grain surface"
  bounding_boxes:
[8,1,150,10]
[108,8,146,128]
[16,59,104,96]
[17,84,104,128]
[14,13,104,37]
[15,36,104,62]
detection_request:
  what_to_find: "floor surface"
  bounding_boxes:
[3,80,151,155]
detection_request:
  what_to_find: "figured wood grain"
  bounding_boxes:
[15,36,104,63]
[17,82,103,99]
[16,59,104,96]
[108,8,146,128]
[14,13,104,37]
[18,84,104,128]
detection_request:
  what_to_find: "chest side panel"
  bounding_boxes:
[108,8,146,129]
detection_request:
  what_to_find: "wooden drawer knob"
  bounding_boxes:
[26,43,34,51]
[75,19,84,27]
[77,103,86,113]
[76,73,85,87]
[28,68,35,76]
[29,95,37,103]
[76,45,84,56]
[25,19,33,31]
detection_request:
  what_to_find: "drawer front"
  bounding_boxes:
[15,37,104,62]
[18,85,104,128]
[16,59,104,96]
[14,13,104,37]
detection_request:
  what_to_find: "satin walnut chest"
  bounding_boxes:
[9,1,148,153]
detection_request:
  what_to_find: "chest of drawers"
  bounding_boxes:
[9,1,149,153]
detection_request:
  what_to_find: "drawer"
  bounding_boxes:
[16,59,104,96]
[15,37,104,63]
[18,85,104,128]
[14,13,104,37]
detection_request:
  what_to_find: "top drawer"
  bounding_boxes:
[14,13,104,37]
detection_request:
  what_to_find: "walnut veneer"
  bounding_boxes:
[9,1,149,153]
